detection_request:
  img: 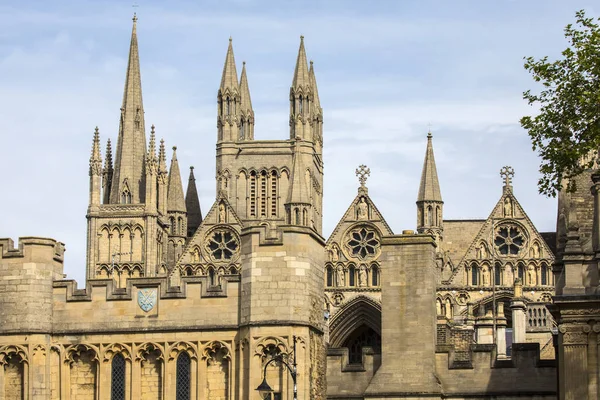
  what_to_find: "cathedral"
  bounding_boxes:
[0,15,569,400]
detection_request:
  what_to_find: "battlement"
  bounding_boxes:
[0,237,66,334]
[0,236,65,264]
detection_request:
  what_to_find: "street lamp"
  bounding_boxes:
[256,336,298,400]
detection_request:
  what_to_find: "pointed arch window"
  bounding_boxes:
[260,171,267,217]
[208,268,216,286]
[541,263,548,285]
[121,188,131,204]
[427,205,433,226]
[226,97,231,116]
[295,208,300,225]
[471,263,479,286]
[372,265,379,286]
[302,208,308,226]
[299,96,303,114]
[270,171,278,217]
[178,217,184,236]
[176,352,191,400]
[494,262,502,285]
[249,171,257,217]
[326,266,333,287]
[348,265,356,287]
[170,217,176,235]
[239,120,245,140]
[111,353,126,400]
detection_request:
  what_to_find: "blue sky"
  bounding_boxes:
[1,0,597,285]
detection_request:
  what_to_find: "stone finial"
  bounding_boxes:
[356,164,370,187]
[500,166,515,191]
[513,277,523,298]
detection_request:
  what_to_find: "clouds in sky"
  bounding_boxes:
[1,0,597,284]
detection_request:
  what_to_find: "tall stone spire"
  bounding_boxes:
[309,61,321,111]
[185,166,202,237]
[290,36,313,140]
[416,130,443,238]
[110,13,147,204]
[286,140,312,226]
[239,61,254,141]
[167,146,187,213]
[217,38,240,143]
[102,139,113,204]
[291,36,311,90]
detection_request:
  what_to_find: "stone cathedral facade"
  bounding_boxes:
[0,16,564,400]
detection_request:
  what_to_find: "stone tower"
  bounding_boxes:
[416,130,443,245]
[85,15,184,284]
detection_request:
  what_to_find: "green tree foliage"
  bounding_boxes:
[521,10,600,197]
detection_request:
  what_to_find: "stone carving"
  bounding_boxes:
[168,341,197,361]
[357,197,368,220]
[503,197,513,217]
[355,164,370,187]
[482,266,490,286]
[358,265,368,287]
[527,265,536,286]
[218,203,226,223]
[494,224,526,256]
[206,227,239,262]
[336,265,345,287]
[138,288,157,312]
[329,244,340,262]
[331,291,344,306]
[102,343,131,362]
[456,291,470,305]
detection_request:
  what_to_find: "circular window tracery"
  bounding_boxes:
[206,228,239,262]
[345,226,380,260]
[494,224,526,256]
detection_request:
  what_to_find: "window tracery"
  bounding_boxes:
[345,226,380,260]
[494,224,526,256]
[206,228,239,263]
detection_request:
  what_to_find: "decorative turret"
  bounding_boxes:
[89,126,103,207]
[102,138,113,204]
[217,38,240,143]
[110,14,147,204]
[286,140,312,227]
[238,61,254,141]
[157,138,168,215]
[416,130,443,242]
[185,166,202,237]
[309,60,323,153]
[145,125,158,212]
[166,146,187,265]
[290,36,313,141]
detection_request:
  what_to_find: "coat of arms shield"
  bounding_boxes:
[138,288,157,312]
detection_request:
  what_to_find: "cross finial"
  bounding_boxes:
[500,166,515,188]
[356,164,371,187]
[427,123,433,138]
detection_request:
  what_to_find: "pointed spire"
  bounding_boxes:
[417,131,443,202]
[147,124,157,161]
[167,146,187,213]
[158,138,167,175]
[89,126,102,176]
[291,36,310,90]
[110,14,147,203]
[239,61,253,112]
[309,60,321,110]
[186,166,202,237]
[220,37,239,92]
[103,138,113,204]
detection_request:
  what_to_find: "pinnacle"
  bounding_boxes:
[417,131,443,203]
[292,36,310,90]
[167,146,186,213]
[220,38,239,91]
[240,61,253,113]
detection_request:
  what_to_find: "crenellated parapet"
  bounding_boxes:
[0,237,65,334]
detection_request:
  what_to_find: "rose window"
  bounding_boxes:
[346,227,380,260]
[207,229,239,261]
[494,225,525,255]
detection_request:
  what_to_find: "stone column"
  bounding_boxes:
[511,278,527,344]
[496,302,507,358]
[475,310,494,344]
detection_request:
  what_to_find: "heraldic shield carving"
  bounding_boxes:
[138,288,157,312]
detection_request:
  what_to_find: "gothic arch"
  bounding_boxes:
[102,343,132,362]
[0,345,28,365]
[329,295,382,348]
[168,341,197,361]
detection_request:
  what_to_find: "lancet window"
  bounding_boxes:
[111,354,126,400]
[176,352,191,400]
